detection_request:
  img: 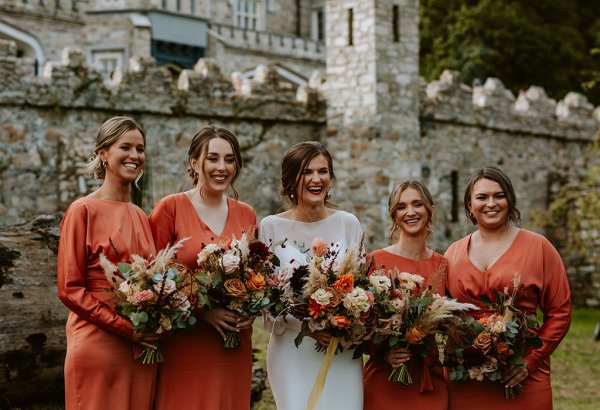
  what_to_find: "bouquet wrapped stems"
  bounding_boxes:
[388,362,413,384]
[223,330,242,349]
[137,346,164,364]
[505,383,523,399]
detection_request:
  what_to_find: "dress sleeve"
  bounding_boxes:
[56,204,133,338]
[525,239,572,373]
[149,196,177,251]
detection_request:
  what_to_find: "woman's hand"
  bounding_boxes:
[502,363,529,387]
[132,331,161,349]
[202,307,243,340]
[385,347,411,368]
[309,330,332,347]
[236,315,255,331]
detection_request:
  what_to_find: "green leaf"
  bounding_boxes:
[119,262,131,274]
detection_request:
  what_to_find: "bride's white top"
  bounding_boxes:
[259,210,364,410]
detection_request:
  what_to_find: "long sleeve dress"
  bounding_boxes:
[363,250,449,410]
[258,211,364,410]
[57,197,158,410]
[149,192,257,410]
[444,228,571,409]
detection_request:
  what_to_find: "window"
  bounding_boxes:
[392,5,400,42]
[347,8,353,46]
[310,8,325,41]
[234,1,263,30]
[91,49,124,80]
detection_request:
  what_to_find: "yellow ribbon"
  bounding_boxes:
[305,337,340,410]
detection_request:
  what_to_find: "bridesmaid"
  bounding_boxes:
[259,141,364,410]
[363,181,448,410]
[149,125,257,410]
[57,116,159,410]
[445,166,571,409]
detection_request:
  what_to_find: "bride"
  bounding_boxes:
[259,141,364,409]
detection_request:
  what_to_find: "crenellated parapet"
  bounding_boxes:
[0,0,84,22]
[422,70,599,140]
[0,41,324,123]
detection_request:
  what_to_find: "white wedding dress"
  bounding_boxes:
[259,211,364,410]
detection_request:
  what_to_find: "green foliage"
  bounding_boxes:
[420,0,600,104]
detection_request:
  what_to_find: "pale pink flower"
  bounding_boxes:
[132,290,157,304]
[311,238,328,258]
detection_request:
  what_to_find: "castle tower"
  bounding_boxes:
[324,0,421,246]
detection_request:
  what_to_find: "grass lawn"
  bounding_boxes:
[251,308,600,409]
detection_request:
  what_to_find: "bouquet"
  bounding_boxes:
[195,234,278,348]
[369,265,476,384]
[290,238,374,355]
[440,273,542,399]
[100,238,198,364]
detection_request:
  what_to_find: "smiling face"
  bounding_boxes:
[296,154,331,208]
[190,137,237,195]
[468,178,509,229]
[391,187,432,238]
[99,129,145,184]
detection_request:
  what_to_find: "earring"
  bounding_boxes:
[325,190,331,200]
[290,193,294,199]
[102,160,107,169]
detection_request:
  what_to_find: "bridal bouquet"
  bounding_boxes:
[291,238,374,355]
[440,273,542,399]
[370,265,476,384]
[195,234,277,348]
[100,238,198,364]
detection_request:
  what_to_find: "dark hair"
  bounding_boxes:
[388,180,435,242]
[279,141,335,207]
[88,116,146,181]
[463,166,521,225]
[187,125,243,199]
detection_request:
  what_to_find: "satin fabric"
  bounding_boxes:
[57,197,158,410]
[363,250,449,410]
[444,229,571,409]
[149,193,257,410]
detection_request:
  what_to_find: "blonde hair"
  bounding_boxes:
[87,116,146,181]
[388,180,435,242]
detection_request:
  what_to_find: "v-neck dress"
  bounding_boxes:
[57,196,158,410]
[258,211,364,410]
[149,192,257,410]
[444,229,571,409]
[363,250,449,410]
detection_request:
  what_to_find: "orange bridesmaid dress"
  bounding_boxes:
[149,192,257,410]
[57,197,158,410]
[444,229,571,409]
[363,250,449,410]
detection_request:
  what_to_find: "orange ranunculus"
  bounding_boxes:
[405,326,426,344]
[223,278,248,299]
[331,315,352,329]
[333,274,354,293]
[246,271,267,291]
[308,298,327,319]
[496,342,509,354]
[473,331,492,354]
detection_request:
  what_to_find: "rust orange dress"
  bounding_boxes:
[57,196,158,410]
[364,249,449,410]
[444,229,571,409]
[149,192,257,410]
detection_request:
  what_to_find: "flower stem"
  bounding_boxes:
[137,346,163,364]
[505,383,523,399]
[223,331,241,348]
[389,363,413,384]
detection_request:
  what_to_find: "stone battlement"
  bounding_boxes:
[422,70,599,141]
[0,0,83,22]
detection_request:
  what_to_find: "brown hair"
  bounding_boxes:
[388,180,435,242]
[463,166,521,225]
[187,125,243,199]
[87,116,146,181]
[279,141,335,207]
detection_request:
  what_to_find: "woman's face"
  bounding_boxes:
[191,137,236,194]
[296,154,331,208]
[469,178,509,229]
[392,187,431,237]
[100,129,145,184]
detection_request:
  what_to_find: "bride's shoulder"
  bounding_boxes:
[333,209,361,226]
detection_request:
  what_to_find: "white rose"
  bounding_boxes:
[343,287,371,313]
[275,265,294,284]
[221,254,241,274]
[311,288,333,305]
[321,257,342,275]
[154,278,177,295]
[398,271,425,287]
[490,320,507,334]
[391,297,406,313]
[197,244,221,265]
[171,292,191,312]
[369,274,391,293]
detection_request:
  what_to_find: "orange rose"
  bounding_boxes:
[473,331,492,354]
[405,326,426,344]
[246,271,267,291]
[333,274,354,293]
[496,342,509,354]
[223,278,248,299]
[331,315,352,329]
[308,298,327,319]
